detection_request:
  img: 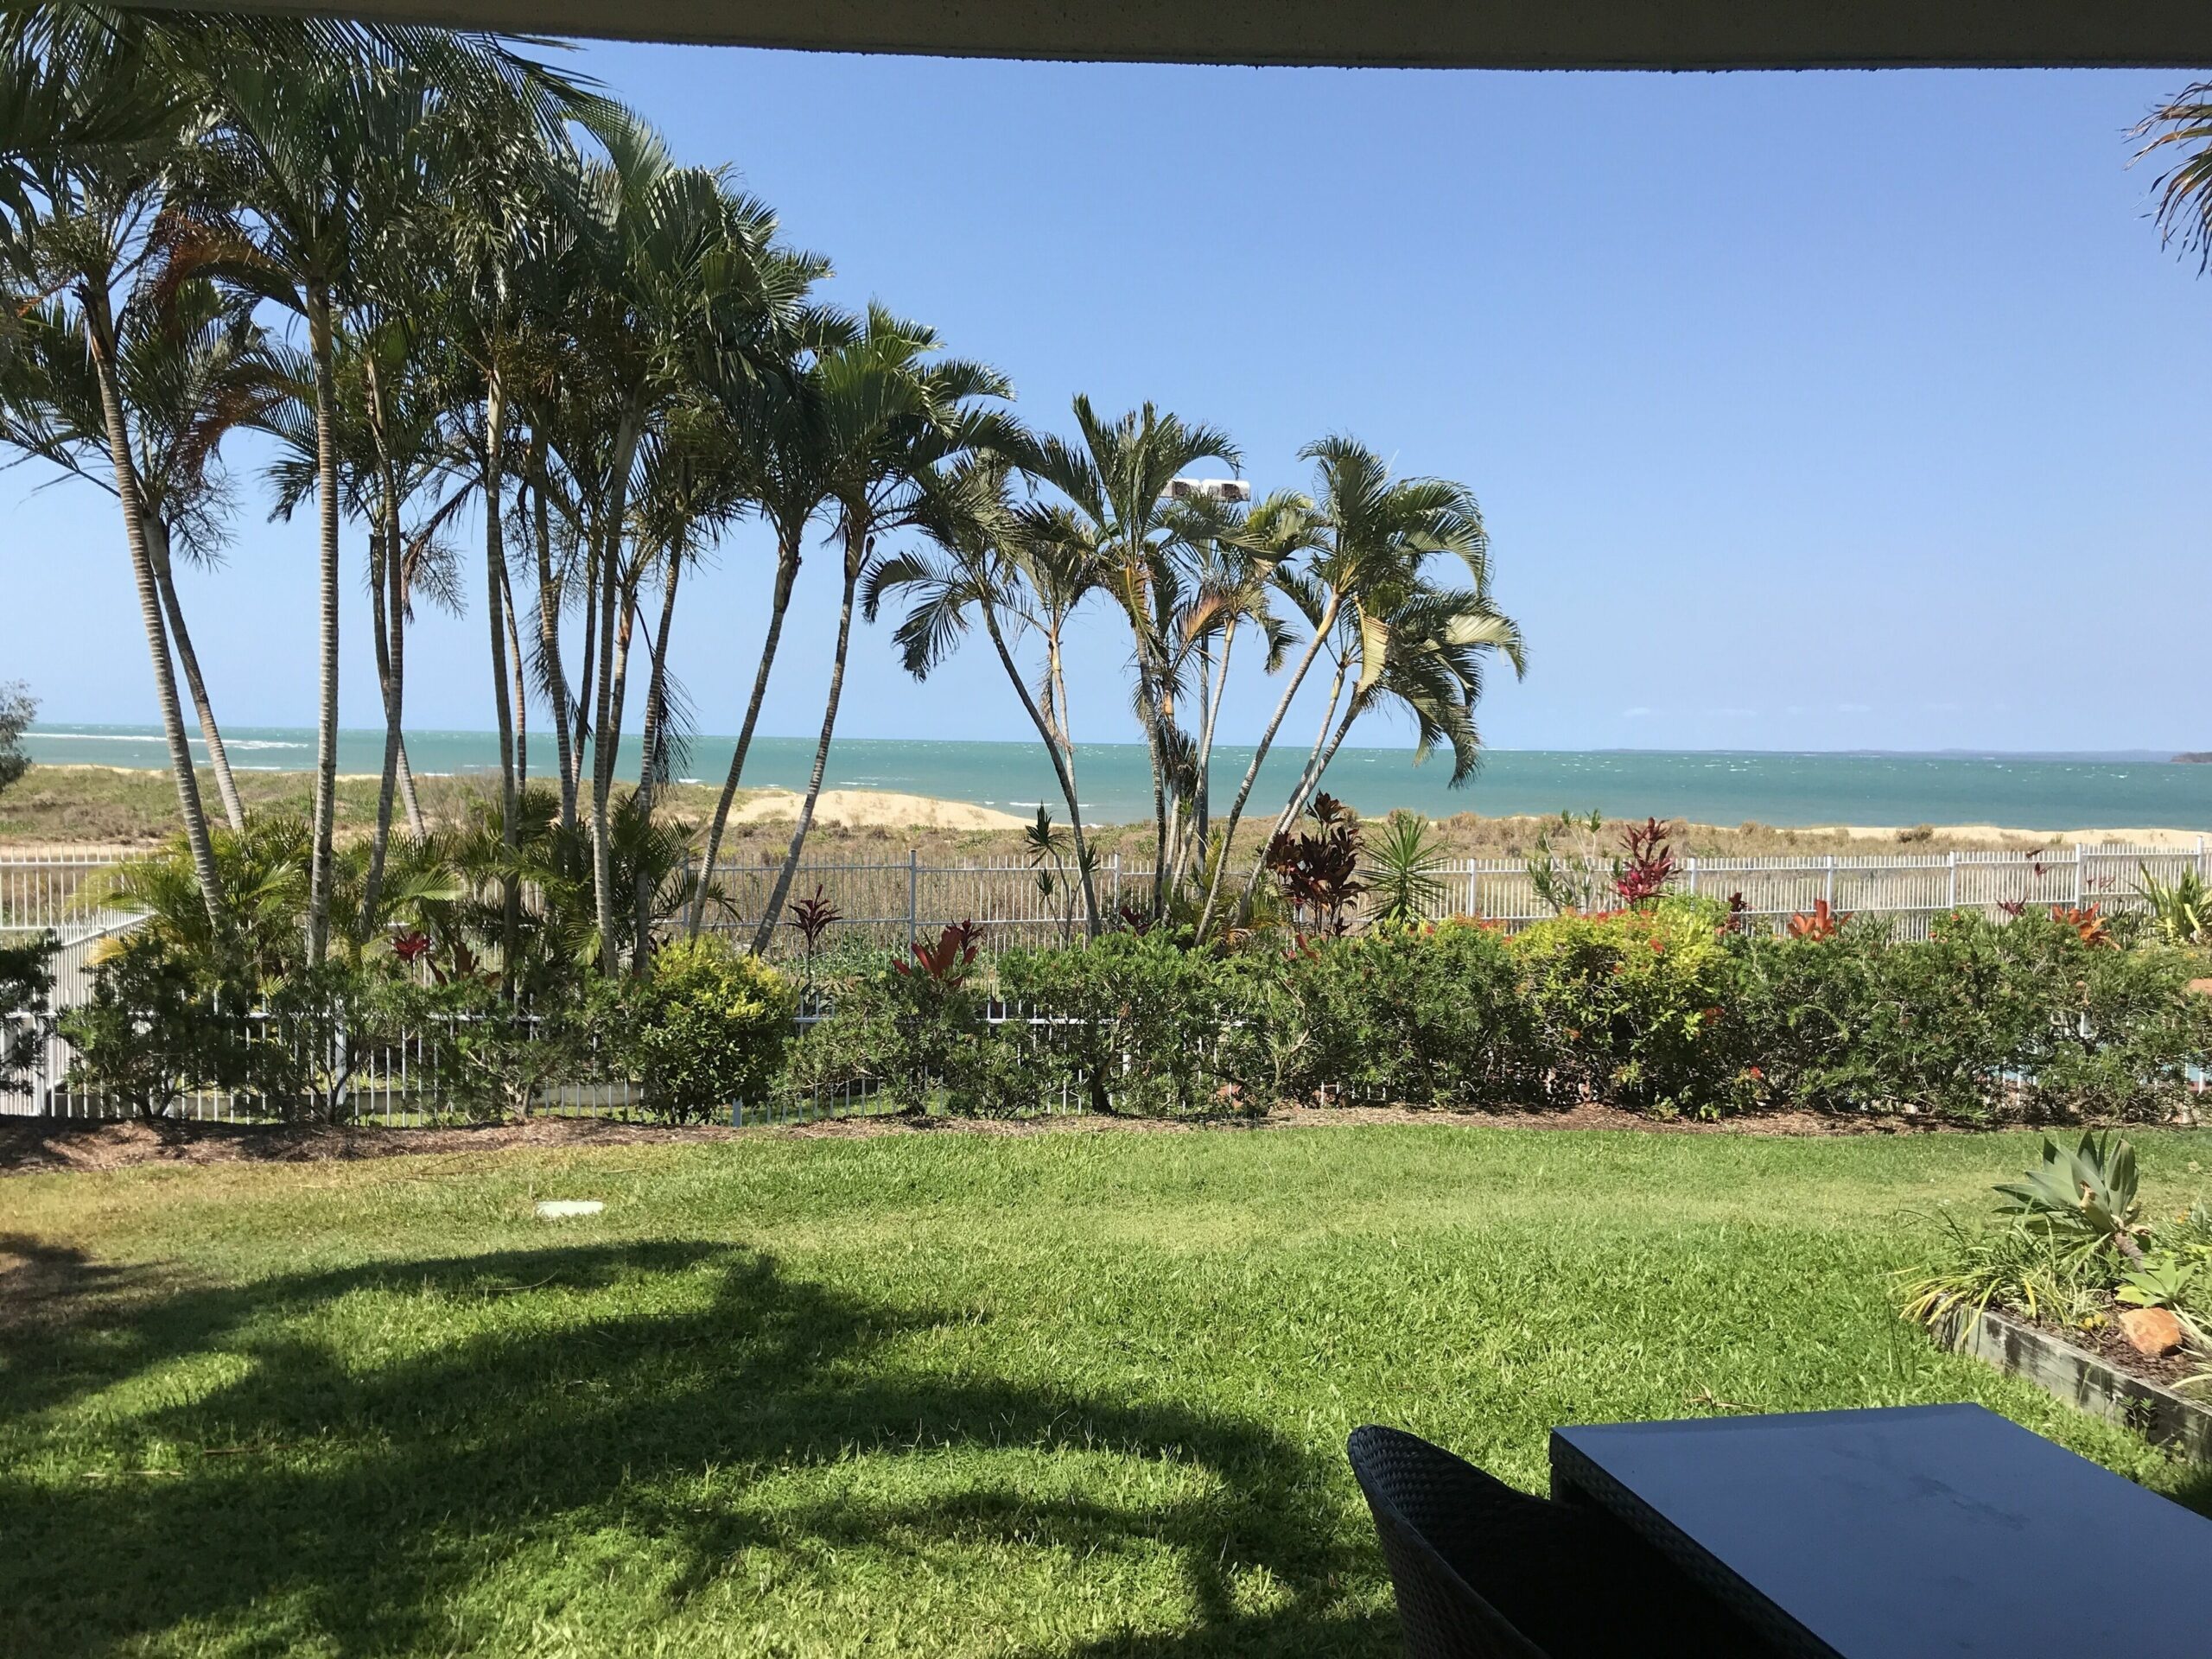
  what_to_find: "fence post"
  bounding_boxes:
[1947,850,1958,910]
[2074,842,2084,906]
[907,849,918,949]
[1465,858,1478,918]
[1824,855,1834,907]
[2200,836,2208,883]
[1685,855,1698,896]
[1111,853,1122,916]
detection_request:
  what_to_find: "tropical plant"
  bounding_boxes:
[1367,811,1452,927]
[1612,817,1677,906]
[866,450,1108,933]
[593,937,795,1123]
[1994,1132,2149,1265]
[1018,397,1242,911]
[1201,436,1522,939]
[1525,809,1611,916]
[1264,792,1365,936]
[747,312,1014,954]
[1787,899,1847,941]
[2135,83,2212,270]
[2134,864,2212,945]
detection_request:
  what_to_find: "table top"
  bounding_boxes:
[1548,1403,2212,1659]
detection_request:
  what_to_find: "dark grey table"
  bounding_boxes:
[1549,1403,2212,1658]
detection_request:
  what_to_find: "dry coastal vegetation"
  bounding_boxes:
[0,761,2158,861]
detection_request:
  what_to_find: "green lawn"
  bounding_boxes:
[5,1122,2209,1657]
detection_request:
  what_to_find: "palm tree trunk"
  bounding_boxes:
[690,542,798,938]
[983,606,1100,935]
[1229,659,1354,925]
[531,459,577,830]
[481,376,519,995]
[1194,591,1340,940]
[502,553,528,792]
[588,411,640,974]
[396,740,425,837]
[305,287,342,965]
[149,529,245,832]
[83,299,221,924]
[362,501,404,939]
[751,525,862,956]
[1043,628,1101,933]
[631,553,683,969]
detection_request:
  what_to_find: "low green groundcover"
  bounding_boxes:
[5,1123,2210,1656]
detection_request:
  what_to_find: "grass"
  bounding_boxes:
[4,1121,2211,1656]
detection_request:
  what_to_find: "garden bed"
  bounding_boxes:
[1942,1303,2212,1459]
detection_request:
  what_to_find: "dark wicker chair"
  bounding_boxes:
[1346,1425,1770,1659]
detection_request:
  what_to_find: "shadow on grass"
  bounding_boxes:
[0,1234,1386,1657]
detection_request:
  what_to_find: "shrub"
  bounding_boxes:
[1254,922,1535,1109]
[381,978,588,1124]
[775,934,1030,1117]
[1512,895,1746,1116]
[0,931,55,1094]
[596,938,796,1124]
[997,929,1243,1116]
[59,939,254,1117]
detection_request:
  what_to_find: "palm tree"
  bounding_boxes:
[747,308,1014,954]
[0,105,226,920]
[0,276,276,831]
[563,120,811,970]
[685,307,851,936]
[866,450,1106,933]
[1020,397,1240,910]
[1197,437,1522,939]
[2137,86,2212,267]
[1157,490,1308,894]
[1212,441,1522,936]
[187,28,591,963]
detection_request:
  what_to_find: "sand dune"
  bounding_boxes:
[721,787,1026,832]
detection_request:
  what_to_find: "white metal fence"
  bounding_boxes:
[6,838,2208,1121]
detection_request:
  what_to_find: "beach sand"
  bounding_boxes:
[722,787,1025,832]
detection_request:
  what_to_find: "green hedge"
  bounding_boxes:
[58,898,2212,1125]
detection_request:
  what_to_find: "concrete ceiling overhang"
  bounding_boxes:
[126,1,2212,70]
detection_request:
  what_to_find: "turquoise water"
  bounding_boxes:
[22,724,2212,830]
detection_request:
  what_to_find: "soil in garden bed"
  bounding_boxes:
[0,1101,1974,1176]
[2006,1303,2209,1393]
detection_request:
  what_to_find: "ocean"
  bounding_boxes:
[21,725,2212,831]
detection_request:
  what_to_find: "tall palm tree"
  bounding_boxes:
[686,306,851,936]
[0,277,276,831]
[187,27,591,962]
[747,308,1014,954]
[563,121,809,969]
[1157,491,1307,893]
[1021,397,1240,910]
[1197,437,1522,939]
[866,450,1106,933]
[0,121,226,919]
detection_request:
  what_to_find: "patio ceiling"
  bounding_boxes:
[133,1,2212,70]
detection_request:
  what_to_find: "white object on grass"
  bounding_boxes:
[536,1199,605,1218]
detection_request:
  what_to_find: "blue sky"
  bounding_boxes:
[6,53,2209,753]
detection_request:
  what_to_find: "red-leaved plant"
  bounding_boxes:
[1787,899,1847,941]
[788,884,842,953]
[1264,793,1365,935]
[2050,904,2114,949]
[894,919,986,986]
[1612,817,1677,906]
